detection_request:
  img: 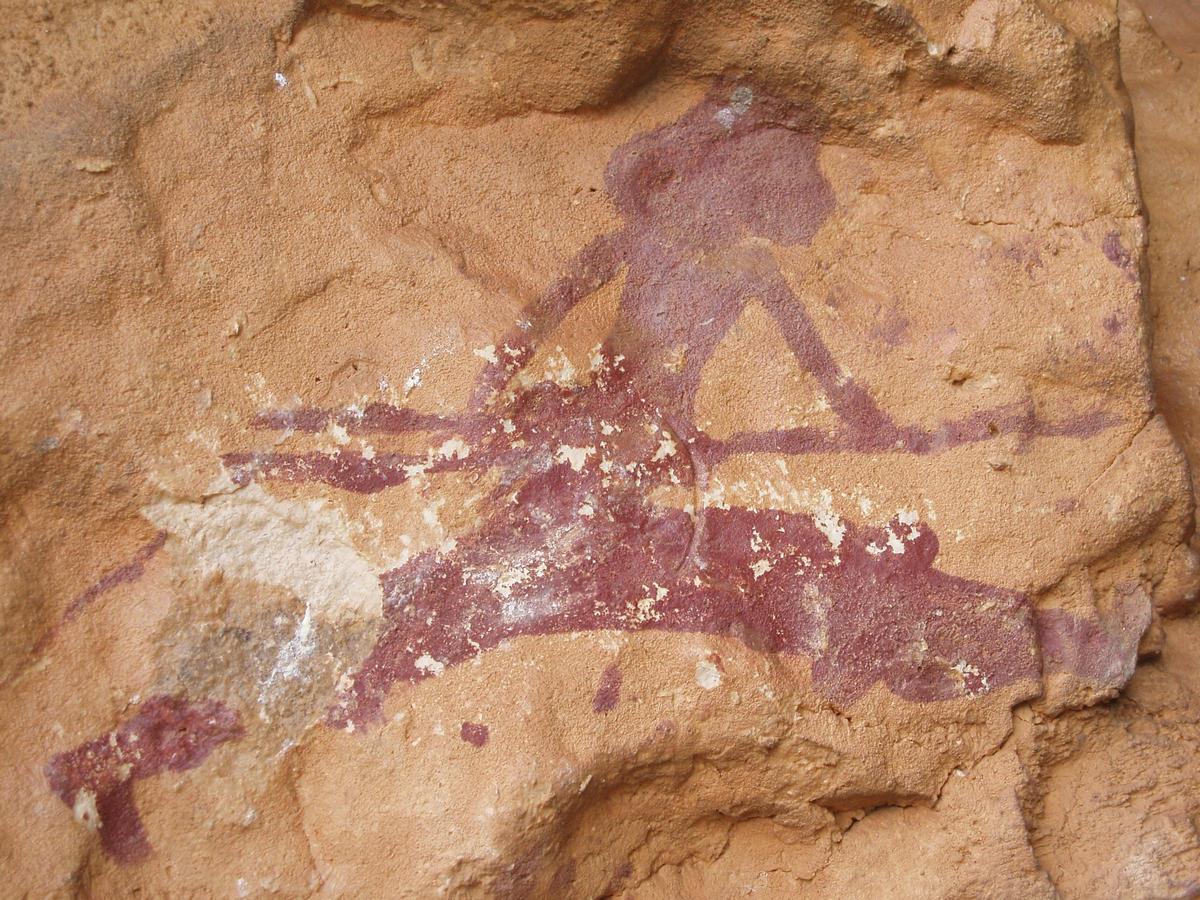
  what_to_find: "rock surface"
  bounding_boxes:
[0,0,1197,896]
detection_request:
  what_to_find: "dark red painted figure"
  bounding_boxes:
[220,80,1119,730]
[45,695,242,864]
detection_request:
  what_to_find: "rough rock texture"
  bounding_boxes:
[1,0,1198,896]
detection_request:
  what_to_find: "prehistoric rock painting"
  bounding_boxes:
[44,81,1130,863]
[223,81,1114,729]
[44,696,242,864]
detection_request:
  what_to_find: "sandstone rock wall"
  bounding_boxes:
[1,0,1197,896]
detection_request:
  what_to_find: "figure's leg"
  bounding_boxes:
[755,270,901,450]
[752,268,1117,455]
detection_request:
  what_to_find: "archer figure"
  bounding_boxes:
[229,78,1109,494]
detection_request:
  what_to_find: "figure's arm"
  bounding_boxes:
[250,405,450,435]
[223,235,626,493]
[243,231,625,444]
[468,230,626,411]
[223,447,481,494]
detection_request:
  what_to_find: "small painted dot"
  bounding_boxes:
[592,664,623,713]
[460,721,489,747]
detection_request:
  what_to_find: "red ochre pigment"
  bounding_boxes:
[223,82,1115,729]
[460,721,490,747]
[45,696,242,864]
[592,665,623,714]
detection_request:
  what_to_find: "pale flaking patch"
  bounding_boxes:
[144,483,382,621]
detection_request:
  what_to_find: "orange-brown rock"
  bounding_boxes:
[1,0,1197,896]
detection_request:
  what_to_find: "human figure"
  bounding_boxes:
[230,79,1110,492]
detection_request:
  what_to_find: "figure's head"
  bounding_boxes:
[604,78,835,246]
